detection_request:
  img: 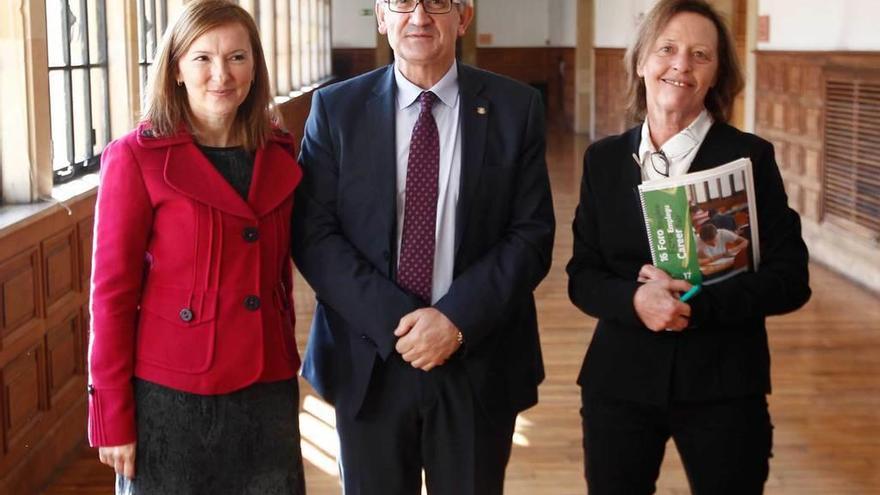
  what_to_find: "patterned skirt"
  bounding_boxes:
[125,377,306,495]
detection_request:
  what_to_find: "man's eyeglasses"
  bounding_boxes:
[385,0,463,14]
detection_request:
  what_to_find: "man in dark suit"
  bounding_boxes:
[291,1,555,494]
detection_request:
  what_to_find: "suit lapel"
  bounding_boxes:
[366,66,399,268]
[164,143,255,219]
[627,125,643,185]
[626,125,651,243]
[687,122,736,173]
[455,64,489,258]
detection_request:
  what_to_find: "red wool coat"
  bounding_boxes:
[88,123,302,447]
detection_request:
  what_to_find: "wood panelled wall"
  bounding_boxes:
[754,52,824,222]
[278,92,316,145]
[754,51,880,226]
[0,195,95,494]
[593,48,629,138]
[475,47,576,130]
[755,51,880,292]
[332,48,379,82]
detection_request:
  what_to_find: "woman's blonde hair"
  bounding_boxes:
[623,0,743,124]
[142,0,276,150]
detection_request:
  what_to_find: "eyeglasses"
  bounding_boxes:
[648,150,670,177]
[385,0,462,14]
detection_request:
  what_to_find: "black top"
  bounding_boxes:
[198,145,255,200]
[567,122,811,405]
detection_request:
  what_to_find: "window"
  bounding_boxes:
[3,0,329,199]
[137,0,170,97]
[320,0,331,81]
[252,0,332,98]
[46,0,111,184]
[276,0,292,94]
[291,0,302,89]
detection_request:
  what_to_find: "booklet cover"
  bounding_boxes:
[638,158,760,285]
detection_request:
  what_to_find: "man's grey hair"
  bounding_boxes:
[376,0,473,6]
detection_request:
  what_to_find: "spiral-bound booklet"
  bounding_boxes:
[638,157,759,285]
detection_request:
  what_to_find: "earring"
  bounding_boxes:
[177,80,183,87]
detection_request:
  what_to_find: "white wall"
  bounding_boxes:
[549,0,577,47]
[477,0,550,46]
[476,0,576,47]
[332,0,377,48]
[594,0,658,48]
[330,0,577,49]
[758,0,880,51]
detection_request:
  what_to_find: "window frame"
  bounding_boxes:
[0,0,331,205]
[47,0,112,184]
[137,0,169,98]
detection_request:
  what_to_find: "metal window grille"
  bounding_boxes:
[138,0,168,97]
[47,0,110,184]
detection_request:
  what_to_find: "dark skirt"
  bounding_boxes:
[126,377,306,495]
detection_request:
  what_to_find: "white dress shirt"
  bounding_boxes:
[394,63,461,304]
[638,109,714,182]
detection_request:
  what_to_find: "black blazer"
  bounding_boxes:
[567,122,811,406]
[292,64,555,419]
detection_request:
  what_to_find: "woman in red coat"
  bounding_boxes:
[88,1,305,492]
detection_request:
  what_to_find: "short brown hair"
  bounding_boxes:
[623,0,743,124]
[142,0,276,150]
[699,222,718,241]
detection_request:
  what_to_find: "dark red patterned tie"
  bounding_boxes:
[398,91,439,303]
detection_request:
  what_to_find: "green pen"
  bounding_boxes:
[680,284,702,302]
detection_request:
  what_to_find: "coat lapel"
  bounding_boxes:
[366,66,399,268]
[249,134,303,217]
[627,125,643,185]
[626,125,650,243]
[160,126,302,220]
[686,122,737,173]
[455,64,489,258]
[164,142,256,219]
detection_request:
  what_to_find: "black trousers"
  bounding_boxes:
[130,378,306,495]
[581,390,772,495]
[336,354,517,495]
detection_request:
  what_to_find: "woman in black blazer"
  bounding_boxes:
[567,1,811,494]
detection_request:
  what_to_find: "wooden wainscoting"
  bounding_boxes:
[332,48,380,82]
[755,50,880,291]
[277,91,319,146]
[0,193,95,495]
[475,47,576,130]
[755,51,827,223]
[593,47,630,139]
[754,51,880,225]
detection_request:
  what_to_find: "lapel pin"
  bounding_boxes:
[476,106,488,116]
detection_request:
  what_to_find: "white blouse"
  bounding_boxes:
[637,109,714,182]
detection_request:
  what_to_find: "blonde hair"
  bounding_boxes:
[623,0,743,124]
[142,0,276,150]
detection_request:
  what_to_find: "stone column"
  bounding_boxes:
[574,0,594,135]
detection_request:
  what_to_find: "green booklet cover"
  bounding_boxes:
[639,185,703,284]
[638,158,759,285]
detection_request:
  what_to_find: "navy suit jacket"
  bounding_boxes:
[567,122,811,406]
[291,63,555,419]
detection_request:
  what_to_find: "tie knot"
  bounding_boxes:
[418,91,438,112]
